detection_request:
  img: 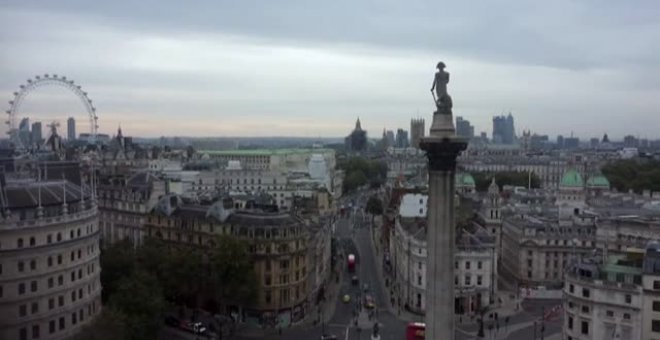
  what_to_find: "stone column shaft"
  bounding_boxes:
[425,166,456,339]
[420,124,467,340]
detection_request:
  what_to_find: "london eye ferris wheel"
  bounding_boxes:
[5,73,99,151]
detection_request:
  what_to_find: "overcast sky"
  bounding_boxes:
[1,1,659,139]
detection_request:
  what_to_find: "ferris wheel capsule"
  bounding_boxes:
[19,85,25,89]
[53,74,58,78]
[27,79,32,83]
[35,76,40,79]
[9,100,13,105]
[13,92,18,96]
[5,110,10,114]
[44,74,49,78]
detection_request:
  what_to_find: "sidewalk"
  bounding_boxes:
[233,254,344,338]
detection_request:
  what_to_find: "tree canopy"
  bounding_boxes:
[340,157,387,193]
[96,235,258,339]
[365,195,384,216]
[602,159,660,193]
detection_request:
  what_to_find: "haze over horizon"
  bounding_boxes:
[1,1,659,140]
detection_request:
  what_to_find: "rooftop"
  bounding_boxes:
[200,148,334,156]
[560,169,584,188]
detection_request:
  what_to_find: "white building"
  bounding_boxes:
[0,165,102,340]
[564,252,644,340]
[391,193,497,315]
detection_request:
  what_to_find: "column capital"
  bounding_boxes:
[420,136,467,172]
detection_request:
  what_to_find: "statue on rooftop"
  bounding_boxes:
[430,61,453,114]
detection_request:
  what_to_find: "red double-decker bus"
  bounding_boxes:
[405,322,425,340]
[347,254,356,273]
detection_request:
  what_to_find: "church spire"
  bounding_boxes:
[355,117,362,130]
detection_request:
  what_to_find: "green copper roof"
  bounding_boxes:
[586,175,610,188]
[560,169,584,188]
[455,173,476,186]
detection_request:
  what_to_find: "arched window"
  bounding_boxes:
[57,233,62,242]
[29,237,36,246]
[17,238,24,248]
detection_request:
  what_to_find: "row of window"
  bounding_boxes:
[9,224,95,250]
[454,260,485,270]
[566,315,589,335]
[1,242,97,279]
[452,275,485,286]
[17,302,97,340]
[0,263,97,298]
[263,284,305,305]
[18,284,94,317]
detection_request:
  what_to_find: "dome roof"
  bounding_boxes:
[586,175,610,188]
[560,169,584,188]
[455,173,476,187]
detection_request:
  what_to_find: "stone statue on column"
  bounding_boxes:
[430,61,453,115]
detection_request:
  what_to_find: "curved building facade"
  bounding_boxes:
[0,172,101,340]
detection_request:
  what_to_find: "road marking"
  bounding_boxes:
[344,325,350,340]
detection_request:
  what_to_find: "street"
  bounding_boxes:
[164,190,564,340]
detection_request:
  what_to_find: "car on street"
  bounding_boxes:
[320,334,338,340]
[362,283,369,292]
[351,275,359,285]
[364,294,375,309]
[180,321,207,334]
[342,294,351,303]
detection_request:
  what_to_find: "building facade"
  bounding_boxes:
[66,118,75,141]
[563,252,644,340]
[97,172,166,247]
[410,119,425,149]
[0,165,102,340]
[143,196,326,326]
[390,194,497,315]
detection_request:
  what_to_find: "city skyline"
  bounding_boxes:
[1,1,659,139]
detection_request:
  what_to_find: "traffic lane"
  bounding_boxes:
[504,318,562,340]
[330,243,362,324]
[354,226,387,307]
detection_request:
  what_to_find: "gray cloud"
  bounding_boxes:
[1,0,659,138]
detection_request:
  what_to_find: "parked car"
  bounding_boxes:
[180,321,207,334]
[364,294,375,309]
[321,334,338,340]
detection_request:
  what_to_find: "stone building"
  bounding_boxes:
[200,148,336,173]
[563,251,644,340]
[143,195,329,327]
[0,163,102,340]
[345,118,367,153]
[410,118,425,149]
[390,193,497,315]
[97,171,166,247]
[500,169,600,287]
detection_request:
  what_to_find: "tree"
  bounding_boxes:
[107,270,167,340]
[99,239,135,302]
[365,196,384,220]
[207,235,258,310]
[340,157,387,193]
[602,159,660,193]
[74,309,127,340]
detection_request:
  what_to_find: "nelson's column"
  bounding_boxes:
[420,61,467,340]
